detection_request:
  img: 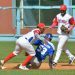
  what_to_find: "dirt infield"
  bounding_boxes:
[2,63,75,70]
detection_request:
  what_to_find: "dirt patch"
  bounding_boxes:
[2,62,75,70]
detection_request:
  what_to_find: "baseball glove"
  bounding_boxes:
[61,25,70,34]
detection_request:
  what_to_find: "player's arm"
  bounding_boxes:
[64,17,75,34]
[48,45,55,69]
[48,50,55,69]
[49,54,54,69]
[68,17,75,31]
[49,17,58,29]
[34,30,44,41]
[33,39,43,46]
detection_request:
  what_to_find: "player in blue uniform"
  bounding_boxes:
[30,33,55,69]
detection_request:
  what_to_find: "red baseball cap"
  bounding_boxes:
[37,23,45,28]
[60,4,67,11]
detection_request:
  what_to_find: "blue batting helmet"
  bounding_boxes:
[44,33,53,40]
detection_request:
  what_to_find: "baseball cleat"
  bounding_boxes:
[13,64,20,69]
[1,66,7,69]
[19,64,29,70]
[0,60,4,66]
[69,56,75,64]
[52,62,57,69]
[0,60,6,69]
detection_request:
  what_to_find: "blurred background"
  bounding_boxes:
[0,0,75,41]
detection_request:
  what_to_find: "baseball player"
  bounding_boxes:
[49,4,75,67]
[29,33,55,69]
[0,23,45,70]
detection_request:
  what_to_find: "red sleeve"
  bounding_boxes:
[50,17,58,28]
[69,17,74,25]
[34,30,41,35]
[68,17,75,31]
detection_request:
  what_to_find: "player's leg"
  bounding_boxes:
[65,49,75,64]
[49,55,54,69]
[48,50,55,69]
[30,57,41,69]
[19,41,36,70]
[0,41,21,67]
[53,35,68,65]
[63,38,75,64]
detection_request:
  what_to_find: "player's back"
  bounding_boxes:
[36,41,55,61]
[22,28,40,42]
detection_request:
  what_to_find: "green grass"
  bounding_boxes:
[0,41,75,75]
[0,70,75,75]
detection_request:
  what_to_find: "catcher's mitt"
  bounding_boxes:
[61,25,70,34]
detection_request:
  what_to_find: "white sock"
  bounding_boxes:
[65,49,74,60]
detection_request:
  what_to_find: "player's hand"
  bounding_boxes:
[61,25,70,34]
[47,26,52,29]
[49,26,54,29]
[49,26,52,29]
[65,29,70,34]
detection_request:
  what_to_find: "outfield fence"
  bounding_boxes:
[0,5,75,41]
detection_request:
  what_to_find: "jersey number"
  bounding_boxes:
[41,47,47,55]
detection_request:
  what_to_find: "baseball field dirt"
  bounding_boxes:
[1,63,75,70]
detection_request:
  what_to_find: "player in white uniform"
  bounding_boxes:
[0,23,45,70]
[49,4,75,67]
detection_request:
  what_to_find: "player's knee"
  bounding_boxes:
[30,57,41,68]
[57,47,63,51]
[13,51,20,55]
[32,62,41,68]
[35,63,41,68]
[28,50,36,56]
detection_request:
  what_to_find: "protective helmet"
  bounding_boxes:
[37,23,45,28]
[60,4,67,11]
[44,33,53,40]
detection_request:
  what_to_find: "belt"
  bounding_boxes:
[25,37,27,40]
[25,37,33,42]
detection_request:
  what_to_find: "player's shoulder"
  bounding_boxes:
[31,28,39,32]
[33,28,40,31]
[65,13,72,18]
[56,13,61,17]
[48,42,55,50]
[33,28,41,34]
[56,13,72,18]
